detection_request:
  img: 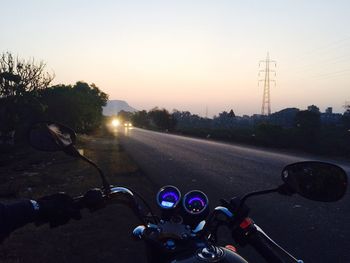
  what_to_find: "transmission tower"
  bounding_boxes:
[259,52,276,115]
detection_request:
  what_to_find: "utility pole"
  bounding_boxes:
[259,52,276,115]
[205,106,208,119]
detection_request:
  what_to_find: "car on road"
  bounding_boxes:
[123,121,133,128]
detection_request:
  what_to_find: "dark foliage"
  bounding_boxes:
[117,110,133,122]
[0,52,54,144]
[131,110,150,128]
[148,108,177,130]
[134,107,350,158]
[131,108,176,131]
[40,82,108,133]
[294,110,321,150]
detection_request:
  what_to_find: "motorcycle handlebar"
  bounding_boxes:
[73,187,147,224]
[73,188,302,263]
[247,228,285,263]
[247,224,303,263]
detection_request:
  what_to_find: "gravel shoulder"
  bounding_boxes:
[0,131,155,263]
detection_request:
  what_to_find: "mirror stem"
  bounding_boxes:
[65,146,111,194]
[237,184,295,212]
[237,187,280,212]
[80,155,111,194]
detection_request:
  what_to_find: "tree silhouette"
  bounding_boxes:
[342,105,350,130]
[148,108,177,130]
[0,52,54,97]
[0,52,54,142]
[131,110,149,128]
[294,110,321,150]
[40,82,108,133]
[118,110,133,122]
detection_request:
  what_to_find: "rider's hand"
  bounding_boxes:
[83,188,105,211]
[36,193,81,227]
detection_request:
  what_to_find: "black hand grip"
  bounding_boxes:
[247,229,285,263]
[83,188,105,211]
[73,188,105,211]
[73,196,85,209]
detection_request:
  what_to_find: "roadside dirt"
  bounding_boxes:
[0,131,157,263]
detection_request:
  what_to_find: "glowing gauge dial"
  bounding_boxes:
[183,190,209,215]
[157,185,181,209]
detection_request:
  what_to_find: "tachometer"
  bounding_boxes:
[157,185,181,209]
[183,190,209,215]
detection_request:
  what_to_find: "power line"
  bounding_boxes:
[286,36,350,73]
[313,68,350,79]
[292,53,350,74]
[292,36,350,62]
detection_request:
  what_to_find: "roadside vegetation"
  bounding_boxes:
[128,106,350,158]
[0,52,107,152]
[0,52,153,262]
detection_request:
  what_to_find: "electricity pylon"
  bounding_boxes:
[259,52,276,115]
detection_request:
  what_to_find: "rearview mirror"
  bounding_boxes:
[29,122,76,152]
[282,161,347,202]
[29,122,111,193]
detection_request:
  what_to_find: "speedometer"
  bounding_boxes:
[157,185,181,209]
[183,190,209,215]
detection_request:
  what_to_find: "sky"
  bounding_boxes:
[1,0,350,116]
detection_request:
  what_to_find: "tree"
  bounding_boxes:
[148,108,177,130]
[217,110,236,119]
[294,110,321,150]
[0,52,54,141]
[228,109,236,118]
[345,103,350,114]
[131,110,150,128]
[218,111,228,119]
[295,110,321,130]
[254,123,287,147]
[40,82,108,133]
[342,104,350,129]
[118,110,133,122]
[172,110,211,130]
[307,105,320,114]
[0,52,54,97]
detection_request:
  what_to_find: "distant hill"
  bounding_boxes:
[102,100,137,116]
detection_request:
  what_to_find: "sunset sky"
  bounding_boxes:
[1,0,350,116]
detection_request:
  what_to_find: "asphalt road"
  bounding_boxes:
[118,127,350,263]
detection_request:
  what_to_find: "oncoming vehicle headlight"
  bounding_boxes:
[124,122,133,127]
[111,119,120,127]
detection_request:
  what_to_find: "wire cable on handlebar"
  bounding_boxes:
[133,191,159,224]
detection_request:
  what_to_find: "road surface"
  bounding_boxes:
[119,127,350,263]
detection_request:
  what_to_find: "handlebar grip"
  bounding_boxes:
[73,187,147,224]
[73,196,85,209]
[74,188,105,211]
[247,228,285,263]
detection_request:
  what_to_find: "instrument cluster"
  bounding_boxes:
[183,190,208,215]
[156,185,209,225]
[157,185,181,209]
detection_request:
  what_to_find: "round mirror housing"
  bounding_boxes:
[29,122,76,152]
[282,161,347,202]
